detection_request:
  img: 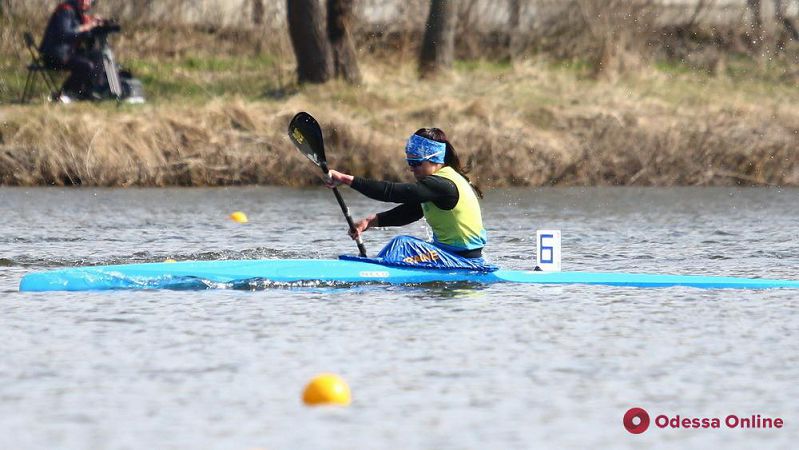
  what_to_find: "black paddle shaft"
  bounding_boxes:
[288,112,367,257]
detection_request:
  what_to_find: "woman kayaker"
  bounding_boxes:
[325,128,487,259]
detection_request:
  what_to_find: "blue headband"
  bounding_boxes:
[405,134,446,164]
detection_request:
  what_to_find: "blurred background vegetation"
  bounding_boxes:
[0,0,797,187]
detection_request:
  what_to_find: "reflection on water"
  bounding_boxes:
[1,186,798,449]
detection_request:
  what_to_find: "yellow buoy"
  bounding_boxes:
[302,373,351,406]
[229,211,248,223]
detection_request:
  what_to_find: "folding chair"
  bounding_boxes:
[20,32,61,103]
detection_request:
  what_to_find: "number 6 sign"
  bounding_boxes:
[536,230,561,272]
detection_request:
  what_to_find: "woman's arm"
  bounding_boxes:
[376,203,424,227]
[350,176,458,209]
[347,203,423,241]
[326,169,458,208]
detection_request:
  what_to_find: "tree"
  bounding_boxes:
[747,0,764,47]
[774,0,799,41]
[327,0,362,83]
[508,0,522,61]
[287,0,333,84]
[252,0,265,25]
[419,0,457,78]
[746,0,799,49]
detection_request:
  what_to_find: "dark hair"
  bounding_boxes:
[414,128,483,199]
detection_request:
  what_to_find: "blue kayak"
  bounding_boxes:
[18,258,799,291]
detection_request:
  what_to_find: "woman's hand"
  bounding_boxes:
[323,169,354,188]
[79,16,104,33]
[349,215,378,240]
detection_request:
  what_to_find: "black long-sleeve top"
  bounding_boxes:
[39,2,88,65]
[350,175,459,226]
[351,175,485,258]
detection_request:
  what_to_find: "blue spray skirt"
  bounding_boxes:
[344,235,498,272]
[18,258,799,291]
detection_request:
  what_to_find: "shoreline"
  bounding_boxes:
[2,62,797,188]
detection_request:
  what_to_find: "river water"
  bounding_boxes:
[1,186,797,449]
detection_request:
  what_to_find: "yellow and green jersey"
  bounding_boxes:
[421,166,487,252]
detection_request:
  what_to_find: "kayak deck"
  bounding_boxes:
[18,259,799,292]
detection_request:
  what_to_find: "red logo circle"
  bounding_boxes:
[623,407,650,434]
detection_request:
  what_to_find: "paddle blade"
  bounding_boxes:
[286,111,367,257]
[288,112,326,169]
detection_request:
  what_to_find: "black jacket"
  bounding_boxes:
[39,1,88,65]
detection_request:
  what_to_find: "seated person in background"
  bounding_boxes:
[39,0,104,100]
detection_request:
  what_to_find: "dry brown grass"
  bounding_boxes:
[2,1,798,187]
[530,0,659,79]
[2,59,797,187]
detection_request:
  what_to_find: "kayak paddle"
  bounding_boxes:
[288,112,367,257]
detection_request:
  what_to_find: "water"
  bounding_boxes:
[1,186,798,449]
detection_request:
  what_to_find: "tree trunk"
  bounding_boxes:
[287,0,333,84]
[747,0,764,48]
[748,0,763,27]
[774,0,799,41]
[327,0,362,84]
[419,0,457,78]
[252,0,264,26]
[508,0,522,61]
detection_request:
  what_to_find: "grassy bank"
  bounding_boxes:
[1,19,798,187]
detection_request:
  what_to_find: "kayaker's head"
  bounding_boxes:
[405,130,446,180]
[405,128,483,198]
[76,0,93,11]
